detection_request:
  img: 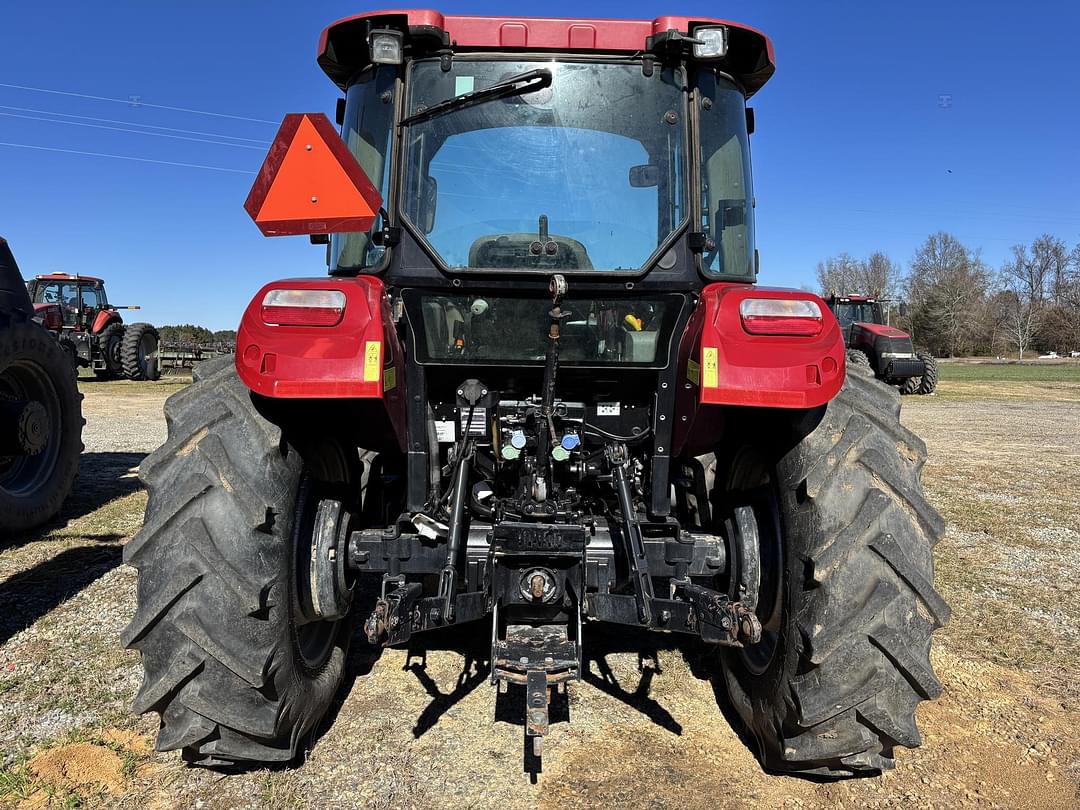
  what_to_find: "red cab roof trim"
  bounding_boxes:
[34,273,104,282]
[318,9,774,95]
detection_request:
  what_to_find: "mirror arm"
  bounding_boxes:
[371,206,401,247]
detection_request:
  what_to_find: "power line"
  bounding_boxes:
[0,111,267,149]
[0,82,277,124]
[0,141,255,174]
[0,104,269,143]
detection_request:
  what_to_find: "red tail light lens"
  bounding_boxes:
[739,298,823,336]
[260,289,346,327]
[41,308,63,330]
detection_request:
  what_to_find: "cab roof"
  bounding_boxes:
[33,273,104,283]
[318,9,775,95]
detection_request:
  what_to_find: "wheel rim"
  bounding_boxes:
[106,335,122,371]
[138,333,158,375]
[739,484,784,675]
[291,475,341,671]
[723,450,785,676]
[0,360,62,499]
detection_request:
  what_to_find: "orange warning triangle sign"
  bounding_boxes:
[244,113,382,237]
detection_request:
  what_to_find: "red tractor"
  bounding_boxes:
[0,239,83,534]
[124,11,948,777]
[26,273,160,381]
[826,294,937,395]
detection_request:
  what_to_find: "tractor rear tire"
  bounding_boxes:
[717,365,948,777]
[916,353,938,395]
[123,358,363,767]
[0,316,83,535]
[97,322,126,380]
[121,323,160,381]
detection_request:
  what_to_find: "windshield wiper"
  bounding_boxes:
[398,68,553,127]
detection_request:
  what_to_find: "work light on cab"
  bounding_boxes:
[260,288,346,326]
[692,26,728,59]
[368,29,404,64]
[739,297,824,336]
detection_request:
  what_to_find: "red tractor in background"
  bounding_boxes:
[124,10,948,778]
[25,274,161,381]
[826,294,938,395]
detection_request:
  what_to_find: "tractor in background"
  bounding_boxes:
[826,294,937,395]
[26,273,160,381]
[0,238,83,535]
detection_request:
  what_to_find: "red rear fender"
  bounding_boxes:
[235,276,406,447]
[672,283,845,454]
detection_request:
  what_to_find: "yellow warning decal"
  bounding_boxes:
[383,365,397,392]
[702,347,719,388]
[687,359,700,386]
[363,341,381,382]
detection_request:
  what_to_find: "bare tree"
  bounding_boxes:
[816,251,900,299]
[864,252,901,299]
[999,289,1039,359]
[998,236,1072,356]
[816,253,862,296]
[906,232,988,356]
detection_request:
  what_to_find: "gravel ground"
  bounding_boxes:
[1,377,1079,808]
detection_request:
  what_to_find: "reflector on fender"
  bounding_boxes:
[261,289,346,326]
[739,298,823,336]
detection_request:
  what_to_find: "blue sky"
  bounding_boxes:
[1,1,1077,329]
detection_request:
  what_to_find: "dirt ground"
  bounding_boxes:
[2,375,1078,809]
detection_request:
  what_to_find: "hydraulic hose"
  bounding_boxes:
[440,443,471,623]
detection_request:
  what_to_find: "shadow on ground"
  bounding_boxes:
[0,544,123,646]
[64,452,147,520]
[1,452,146,551]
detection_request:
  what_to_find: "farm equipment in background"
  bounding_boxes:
[156,340,235,376]
[826,294,938,394]
[125,10,949,778]
[0,238,83,535]
[25,273,160,381]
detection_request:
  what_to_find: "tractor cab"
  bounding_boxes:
[826,294,886,343]
[27,274,114,333]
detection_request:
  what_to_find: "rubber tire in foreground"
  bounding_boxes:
[123,357,354,767]
[916,353,938,395]
[96,322,126,380]
[121,322,160,381]
[0,316,83,534]
[720,366,949,777]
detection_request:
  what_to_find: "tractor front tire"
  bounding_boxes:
[123,358,359,767]
[899,375,920,395]
[97,322,126,380]
[717,365,949,777]
[121,322,160,381]
[845,348,872,372]
[916,353,938,395]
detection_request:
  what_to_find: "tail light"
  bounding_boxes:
[739,298,823,336]
[260,289,346,327]
[40,307,63,330]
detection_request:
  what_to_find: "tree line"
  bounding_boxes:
[158,324,237,347]
[816,232,1080,358]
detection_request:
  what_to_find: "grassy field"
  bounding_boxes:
[937,360,1080,383]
